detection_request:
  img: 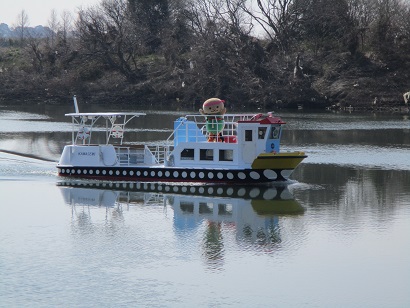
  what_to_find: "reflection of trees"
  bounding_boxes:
[103,206,125,236]
[201,222,224,269]
[283,129,410,148]
[70,204,125,237]
[239,217,281,246]
[293,164,410,217]
[71,206,94,235]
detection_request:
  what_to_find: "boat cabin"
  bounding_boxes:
[170,114,285,169]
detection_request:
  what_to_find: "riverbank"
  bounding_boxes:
[0,48,409,112]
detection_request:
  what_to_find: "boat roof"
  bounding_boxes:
[238,116,286,125]
[65,112,146,117]
[259,117,286,124]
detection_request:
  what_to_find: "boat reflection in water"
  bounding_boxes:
[58,181,305,263]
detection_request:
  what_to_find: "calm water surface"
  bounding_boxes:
[1,104,410,307]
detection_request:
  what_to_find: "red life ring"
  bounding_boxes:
[111,125,124,138]
[77,127,90,140]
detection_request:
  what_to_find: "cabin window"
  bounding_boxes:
[180,202,194,213]
[269,127,280,139]
[219,149,233,161]
[258,127,267,139]
[245,130,253,141]
[181,148,194,160]
[200,149,214,161]
[199,202,213,213]
[218,203,233,215]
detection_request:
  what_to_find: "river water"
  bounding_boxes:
[1,103,409,307]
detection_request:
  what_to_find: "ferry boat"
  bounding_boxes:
[57,97,306,183]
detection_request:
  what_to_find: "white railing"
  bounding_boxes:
[115,145,172,166]
[115,146,145,165]
[147,145,172,165]
[172,113,259,144]
[186,113,257,124]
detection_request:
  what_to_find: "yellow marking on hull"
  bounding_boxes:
[251,152,307,169]
[251,200,305,215]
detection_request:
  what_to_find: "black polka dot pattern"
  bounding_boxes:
[57,180,290,201]
[57,167,285,182]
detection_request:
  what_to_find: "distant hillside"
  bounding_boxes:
[0,23,51,38]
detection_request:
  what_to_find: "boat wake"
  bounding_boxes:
[0,150,56,180]
[0,149,57,162]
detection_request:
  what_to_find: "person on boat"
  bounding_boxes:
[199,98,226,142]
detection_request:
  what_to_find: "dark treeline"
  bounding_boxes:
[1,0,410,110]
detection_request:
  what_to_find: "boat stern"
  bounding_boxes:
[251,151,307,180]
[57,145,118,167]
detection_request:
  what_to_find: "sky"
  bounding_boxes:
[0,0,101,27]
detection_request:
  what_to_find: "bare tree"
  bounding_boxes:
[240,0,310,53]
[27,38,45,73]
[15,9,30,43]
[394,0,410,54]
[347,0,376,28]
[364,0,402,58]
[60,10,73,43]
[160,0,192,66]
[346,0,373,51]
[297,0,357,55]
[76,0,145,82]
[127,0,171,53]
[47,9,60,48]
[346,0,410,56]
[182,0,268,102]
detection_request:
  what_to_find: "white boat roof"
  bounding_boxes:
[65,112,146,117]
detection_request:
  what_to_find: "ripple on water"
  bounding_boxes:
[286,144,410,170]
[0,152,56,180]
